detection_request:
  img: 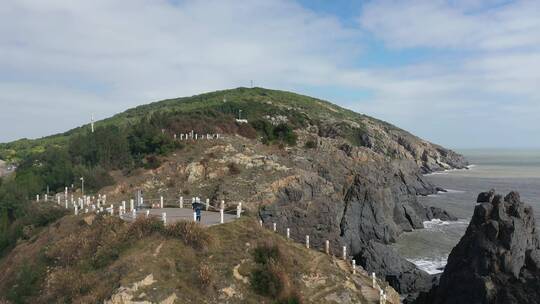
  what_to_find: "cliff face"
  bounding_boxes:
[415,191,540,304]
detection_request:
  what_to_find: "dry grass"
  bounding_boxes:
[165,221,212,250]
[197,262,216,290]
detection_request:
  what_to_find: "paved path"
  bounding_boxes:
[122,207,237,226]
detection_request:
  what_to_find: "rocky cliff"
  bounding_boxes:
[414,190,540,304]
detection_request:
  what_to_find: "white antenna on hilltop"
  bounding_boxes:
[91,114,95,133]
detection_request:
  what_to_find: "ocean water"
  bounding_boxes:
[394,149,540,274]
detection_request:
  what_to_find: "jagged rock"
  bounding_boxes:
[477,189,496,203]
[426,206,457,221]
[414,191,540,304]
[356,240,435,295]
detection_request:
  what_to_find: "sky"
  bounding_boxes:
[0,0,539,149]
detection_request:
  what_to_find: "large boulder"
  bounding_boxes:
[414,191,540,304]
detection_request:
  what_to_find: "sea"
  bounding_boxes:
[394,149,540,274]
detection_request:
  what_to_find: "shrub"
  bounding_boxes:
[197,263,215,290]
[251,261,285,297]
[6,258,46,304]
[127,217,164,239]
[143,155,161,170]
[165,221,211,250]
[304,140,317,149]
[253,241,282,265]
[227,163,241,175]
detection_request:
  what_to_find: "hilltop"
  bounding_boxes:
[0,87,466,173]
[0,87,467,302]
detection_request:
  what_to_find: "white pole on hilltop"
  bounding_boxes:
[91,114,95,133]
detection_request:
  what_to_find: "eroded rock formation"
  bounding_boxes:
[414,191,540,304]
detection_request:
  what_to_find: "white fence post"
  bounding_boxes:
[130,199,134,212]
[160,196,164,209]
[352,259,356,274]
[110,204,114,216]
[220,209,224,224]
[206,198,210,211]
[286,228,290,239]
[179,196,184,208]
[372,272,377,288]
[343,246,347,260]
[273,222,276,232]
[325,240,330,255]
[236,203,242,218]
[36,194,40,202]
[306,235,310,249]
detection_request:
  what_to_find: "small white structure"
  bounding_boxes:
[325,240,330,255]
[306,235,310,249]
[236,203,242,218]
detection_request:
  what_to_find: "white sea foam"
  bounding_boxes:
[423,165,474,176]
[407,257,447,275]
[444,189,465,193]
[423,218,469,230]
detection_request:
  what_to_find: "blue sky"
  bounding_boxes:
[0,0,539,148]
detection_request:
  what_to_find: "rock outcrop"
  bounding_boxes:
[357,240,435,295]
[259,138,456,295]
[414,191,540,304]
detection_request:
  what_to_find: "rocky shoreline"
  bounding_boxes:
[413,190,540,304]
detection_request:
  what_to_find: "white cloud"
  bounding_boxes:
[0,0,538,148]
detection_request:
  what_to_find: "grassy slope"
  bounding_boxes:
[0,207,398,304]
[0,87,403,163]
